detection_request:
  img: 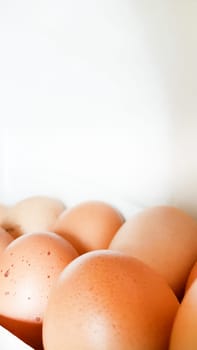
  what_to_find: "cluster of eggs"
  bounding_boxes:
[0,196,197,349]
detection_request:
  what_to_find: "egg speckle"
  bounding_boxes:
[4,269,10,278]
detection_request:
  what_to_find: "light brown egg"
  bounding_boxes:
[2,196,65,238]
[0,204,9,226]
[52,201,124,254]
[0,231,78,349]
[0,227,14,255]
[43,250,178,350]
[169,281,197,350]
[185,261,197,292]
[109,206,197,298]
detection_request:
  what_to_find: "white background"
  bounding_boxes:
[0,1,197,218]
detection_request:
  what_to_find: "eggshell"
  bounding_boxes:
[185,261,197,292]
[52,201,124,254]
[169,281,197,350]
[0,227,13,255]
[2,196,65,238]
[0,232,78,349]
[43,250,178,350]
[109,206,197,298]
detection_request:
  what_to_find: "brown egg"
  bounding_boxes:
[169,281,197,350]
[0,232,78,349]
[109,206,197,298]
[185,261,197,292]
[2,196,65,238]
[43,250,178,350]
[52,201,124,254]
[0,227,14,255]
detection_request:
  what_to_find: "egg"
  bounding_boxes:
[43,250,178,350]
[169,280,197,350]
[109,206,197,298]
[52,200,124,254]
[0,227,14,255]
[185,260,197,292]
[2,196,65,238]
[0,231,78,349]
[0,204,8,226]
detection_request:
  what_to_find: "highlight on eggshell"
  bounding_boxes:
[0,231,78,349]
[169,280,197,350]
[52,200,125,254]
[43,249,179,350]
[109,206,197,299]
[1,196,65,239]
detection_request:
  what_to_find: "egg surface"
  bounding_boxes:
[185,260,197,292]
[109,206,197,297]
[53,201,124,254]
[169,280,197,350]
[0,231,78,349]
[0,204,8,226]
[0,227,13,255]
[43,250,178,350]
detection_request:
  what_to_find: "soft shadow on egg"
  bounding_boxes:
[0,324,35,350]
[184,260,197,293]
[0,315,43,350]
[169,280,197,350]
[0,227,14,254]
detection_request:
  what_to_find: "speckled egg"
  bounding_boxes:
[43,250,178,350]
[0,232,78,349]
